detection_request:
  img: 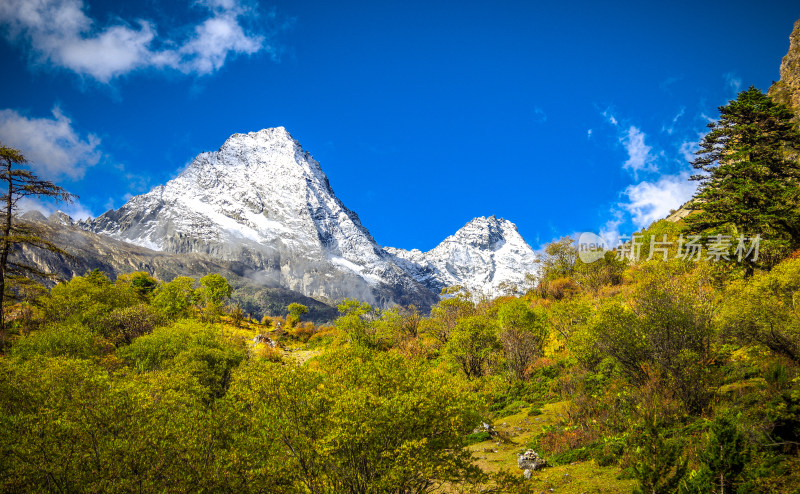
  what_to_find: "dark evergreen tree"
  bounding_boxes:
[686,87,800,270]
[0,145,74,343]
[702,414,749,494]
[631,414,688,494]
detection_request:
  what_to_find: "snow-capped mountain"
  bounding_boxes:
[82,127,436,308]
[82,127,538,307]
[384,216,539,298]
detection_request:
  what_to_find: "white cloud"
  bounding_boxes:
[599,210,624,248]
[699,112,716,124]
[599,109,658,177]
[0,107,101,180]
[602,110,618,126]
[587,129,592,139]
[724,72,742,93]
[620,126,657,176]
[0,0,276,82]
[672,107,685,123]
[661,107,685,135]
[679,140,699,164]
[621,172,696,229]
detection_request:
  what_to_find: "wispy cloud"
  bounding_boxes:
[599,210,624,247]
[533,107,547,123]
[602,109,618,126]
[620,125,657,176]
[679,140,699,163]
[621,171,696,229]
[0,106,101,180]
[0,0,286,83]
[595,100,708,236]
[661,107,685,135]
[724,72,742,93]
[658,76,682,94]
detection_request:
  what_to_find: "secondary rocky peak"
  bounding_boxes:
[769,17,800,119]
[49,211,74,226]
[385,216,538,298]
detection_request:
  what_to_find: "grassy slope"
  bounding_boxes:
[468,402,636,493]
[226,317,636,492]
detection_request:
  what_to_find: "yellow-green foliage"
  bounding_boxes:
[0,356,212,492]
[11,323,107,360]
[118,320,246,399]
[4,251,800,493]
[446,314,501,379]
[285,302,308,327]
[496,298,548,380]
[152,276,196,319]
[115,271,159,300]
[220,347,482,491]
[37,270,142,328]
[589,263,716,412]
[0,273,495,492]
[718,257,800,363]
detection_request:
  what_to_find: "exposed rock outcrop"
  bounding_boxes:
[13,212,339,323]
[769,18,800,120]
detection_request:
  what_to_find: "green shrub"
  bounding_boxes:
[464,431,492,445]
[11,324,105,360]
[117,322,194,371]
[97,303,164,346]
[118,321,245,399]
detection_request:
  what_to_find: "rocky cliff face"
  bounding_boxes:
[385,216,539,298]
[769,18,800,119]
[16,211,339,322]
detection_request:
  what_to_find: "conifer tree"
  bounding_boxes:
[0,145,74,341]
[701,414,749,494]
[631,414,688,494]
[686,87,800,269]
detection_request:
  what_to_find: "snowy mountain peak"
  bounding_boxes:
[81,126,538,308]
[82,127,434,308]
[385,216,539,298]
[178,126,326,190]
[218,127,301,160]
[448,215,519,249]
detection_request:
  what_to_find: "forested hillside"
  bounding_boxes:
[2,218,800,492]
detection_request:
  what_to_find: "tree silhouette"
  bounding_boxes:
[0,144,75,345]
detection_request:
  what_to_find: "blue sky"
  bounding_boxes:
[0,0,798,251]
